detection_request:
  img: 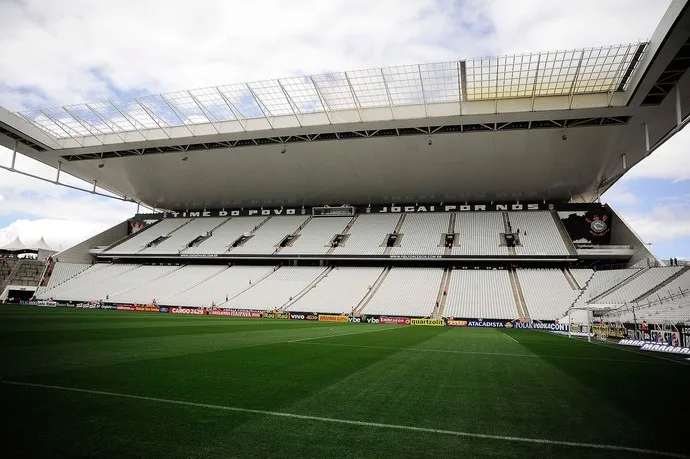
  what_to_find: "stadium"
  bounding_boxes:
[1,1,689,457]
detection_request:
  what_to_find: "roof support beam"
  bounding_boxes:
[343,72,363,123]
[187,92,221,135]
[10,139,17,169]
[216,89,248,132]
[246,84,275,129]
[134,98,171,139]
[309,76,333,125]
[277,79,303,127]
[417,65,428,118]
[62,107,105,145]
[40,110,84,147]
[380,69,396,120]
[108,101,150,141]
[160,95,196,137]
[86,104,128,142]
[568,51,585,110]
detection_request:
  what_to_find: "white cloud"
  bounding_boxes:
[616,202,690,243]
[625,124,690,182]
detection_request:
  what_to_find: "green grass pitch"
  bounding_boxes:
[1,306,688,458]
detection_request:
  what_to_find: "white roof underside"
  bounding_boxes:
[17,43,645,144]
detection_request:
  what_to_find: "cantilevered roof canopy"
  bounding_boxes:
[16,43,645,145]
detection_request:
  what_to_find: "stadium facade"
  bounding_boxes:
[1,0,689,342]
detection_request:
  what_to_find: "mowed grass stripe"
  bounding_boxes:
[3,380,685,458]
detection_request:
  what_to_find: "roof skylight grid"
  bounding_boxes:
[17,43,646,141]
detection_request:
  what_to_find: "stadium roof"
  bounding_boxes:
[16,43,645,145]
[1,0,689,209]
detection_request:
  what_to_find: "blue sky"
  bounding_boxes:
[0,0,687,260]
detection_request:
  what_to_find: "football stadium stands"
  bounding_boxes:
[361,267,443,317]
[280,217,351,255]
[332,214,400,255]
[452,212,507,256]
[230,216,310,254]
[517,269,580,320]
[184,217,267,254]
[390,213,449,256]
[508,212,571,256]
[445,269,517,319]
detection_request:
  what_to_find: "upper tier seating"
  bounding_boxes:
[445,269,518,319]
[452,212,508,256]
[332,214,400,255]
[508,211,570,256]
[185,216,267,254]
[390,213,448,256]
[224,266,327,309]
[230,216,310,254]
[287,266,383,313]
[362,267,443,317]
[517,269,579,320]
[139,218,228,255]
[280,217,352,255]
[107,219,191,254]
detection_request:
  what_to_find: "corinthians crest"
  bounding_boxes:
[585,214,609,236]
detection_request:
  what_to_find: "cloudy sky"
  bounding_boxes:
[0,0,687,259]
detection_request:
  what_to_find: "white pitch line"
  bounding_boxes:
[1,380,685,458]
[291,341,671,364]
[502,333,520,344]
[286,326,398,343]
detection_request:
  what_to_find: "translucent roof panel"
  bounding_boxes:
[17,43,646,141]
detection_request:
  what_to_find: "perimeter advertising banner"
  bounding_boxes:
[318,314,348,323]
[263,311,289,320]
[170,307,204,315]
[379,316,411,325]
[287,312,318,321]
[511,322,569,331]
[211,309,262,318]
[410,318,444,326]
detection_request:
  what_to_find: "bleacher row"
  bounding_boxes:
[36,262,690,322]
[106,211,572,256]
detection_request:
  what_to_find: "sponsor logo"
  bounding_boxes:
[101,305,117,310]
[348,317,362,323]
[511,322,569,331]
[319,314,349,323]
[170,307,204,315]
[116,305,135,311]
[379,316,411,325]
[211,309,262,318]
[618,339,649,347]
[263,312,289,320]
[36,300,57,307]
[447,320,468,327]
[467,320,505,328]
[411,318,444,327]
[640,343,690,355]
[305,314,318,321]
[585,214,609,236]
[159,307,169,313]
[289,313,306,320]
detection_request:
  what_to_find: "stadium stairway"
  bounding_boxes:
[445,214,456,256]
[281,266,333,310]
[566,269,596,315]
[562,268,580,290]
[162,265,233,304]
[588,268,649,303]
[274,216,313,253]
[135,218,196,253]
[502,212,517,256]
[435,268,451,318]
[509,269,530,320]
[326,215,358,255]
[219,265,280,306]
[355,266,390,313]
[179,217,231,253]
[383,214,406,256]
[631,266,690,303]
[102,219,164,253]
[552,211,578,256]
